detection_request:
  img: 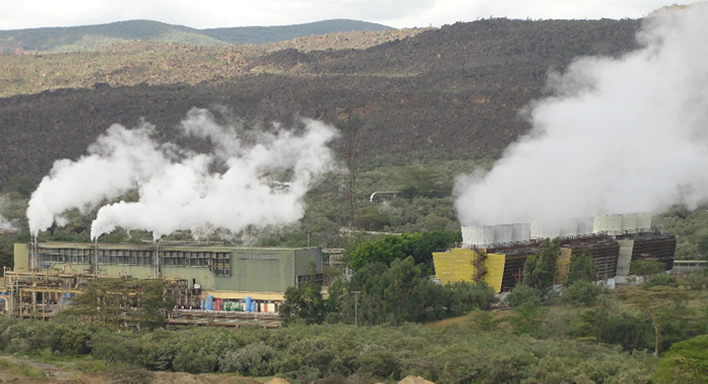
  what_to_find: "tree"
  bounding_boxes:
[563,280,601,307]
[58,278,173,330]
[523,238,560,295]
[630,258,667,283]
[348,235,409,270]
[383,256,425,325]
[347,231,460,272]
[566,247,597,285]
[506,284,542,308]
[656,334,708,383]
[644,273,679,288]
[279,263,326,325]
[618,286,691,356]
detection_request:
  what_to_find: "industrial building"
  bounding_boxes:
[1,241,322,323]
[433,213,676,292]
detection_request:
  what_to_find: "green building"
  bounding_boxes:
[10,241,322,313]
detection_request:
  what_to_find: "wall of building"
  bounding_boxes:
[432,248,505,293]
[13,242,322,295]
[461,223,530,247]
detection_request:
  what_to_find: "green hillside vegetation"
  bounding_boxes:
[3,272,708,383]
[0,19,393,53]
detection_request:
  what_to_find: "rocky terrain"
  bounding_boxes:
[0,18,642,186]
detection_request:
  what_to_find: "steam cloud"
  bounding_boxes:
[454,4,708,226]
[0,196,16,232]
[27,108,339,240]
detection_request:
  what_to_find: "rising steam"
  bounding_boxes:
[27,108,339,240]
[454,3,708,226]
[0,196,16,232]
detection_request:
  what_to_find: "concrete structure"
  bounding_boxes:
[592,213,652,235]
[530,217,594,239]
[462,213,651,248]
[461,223,530,247]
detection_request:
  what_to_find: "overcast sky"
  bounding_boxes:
[0,0,683,30]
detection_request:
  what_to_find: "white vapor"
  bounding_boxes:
[26,109,339,240]
[454,3,708,226]
[0,196,16,232]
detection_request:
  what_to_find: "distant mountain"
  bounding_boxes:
[201,19,393,45]
[0,19,394,53]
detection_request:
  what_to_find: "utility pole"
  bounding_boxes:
[352,290,361,326]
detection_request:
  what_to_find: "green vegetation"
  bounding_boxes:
[347,231,460,273]
[282,256,495,327]
[654,203,708,260]
[522,237,560,298]
[56,279,174,330]
[656,334,708,383]
[0,314,660,382]
[5,275,708,383]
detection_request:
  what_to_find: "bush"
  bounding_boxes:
[506,285,542,308]
[173,347,219,374]
[564,280,601,307]
[104,364,154,384]
[644,273,679,288]
[219,342,276,376]
[355,351,402,380]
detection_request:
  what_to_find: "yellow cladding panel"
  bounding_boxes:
[433,248,506,293]
[13,243,29,271]
[482,253,505,293]
[433,248,477,284]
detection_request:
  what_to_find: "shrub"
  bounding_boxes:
[644,273,679,288]
[219,342,276,376]
[564,280,601,307]
[104,364,154,384]
[506,285,542,308]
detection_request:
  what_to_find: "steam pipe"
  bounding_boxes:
[90,239,98,274]
[30,236,38,270]
[369,191,398,202]
[154,239,161,278]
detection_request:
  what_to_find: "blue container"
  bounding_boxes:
[245,296,252,313]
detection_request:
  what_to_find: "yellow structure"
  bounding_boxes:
[432,248,505,293]
[555,248,573,285]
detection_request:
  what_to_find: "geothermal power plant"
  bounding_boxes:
[433,213,676,292]
[0,212,676,325]
[1,240,323,326]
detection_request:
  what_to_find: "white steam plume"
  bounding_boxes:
[454,4,708,226]
[26,108,339,240]
[0,196,17,232]
[27,123,168,236]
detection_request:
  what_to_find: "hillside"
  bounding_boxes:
[0,18,642,187]
[201,19,393,44]
[0,19,393,53]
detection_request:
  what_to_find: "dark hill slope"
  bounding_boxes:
[0,18,642,186]
[327,18,637,74]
